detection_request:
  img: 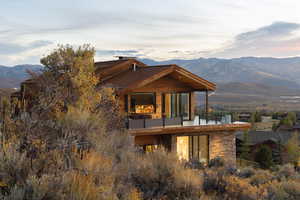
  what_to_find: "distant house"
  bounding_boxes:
[238,112,252,122]
[236,131,299,163]
[12,57,250,164]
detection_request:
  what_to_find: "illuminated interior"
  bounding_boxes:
[130,93,156,114]
[135,105,155,114]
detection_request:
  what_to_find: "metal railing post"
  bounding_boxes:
[126,116,129,129]
[181,115,184,126]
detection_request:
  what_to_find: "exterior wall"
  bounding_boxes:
[168,131,236,165]
[190,92,196,120]
[209,132,236,164]
[152,92,162,119]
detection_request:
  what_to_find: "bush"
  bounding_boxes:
[208,157,224,168]
[237,167,256,178]
[254,145,274,169]
[277,164,297,180]
[130,151,203,200]
[249,169,274,186]
[184,159,205,170]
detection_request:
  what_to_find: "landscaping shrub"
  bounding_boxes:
[254,145,274,169]
[208,157,224,168]
[130,151,202,200]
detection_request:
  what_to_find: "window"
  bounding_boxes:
[164,93,190,120]
[189,135,209,163]
[144,145,159,153]
[130,93,156,114]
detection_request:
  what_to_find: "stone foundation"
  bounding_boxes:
[209,132,236,164]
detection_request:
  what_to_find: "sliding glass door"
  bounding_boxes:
[188,135,209,163]
[163,93,190,120]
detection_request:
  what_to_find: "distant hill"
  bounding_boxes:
[141,57,300,89]
[0,65,42,88]
[1,57,300,109]
[141,57,300,109]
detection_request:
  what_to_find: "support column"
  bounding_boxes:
[205,90,208,124]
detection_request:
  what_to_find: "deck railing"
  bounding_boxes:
[126,112,233,130]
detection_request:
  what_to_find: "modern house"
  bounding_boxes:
[12,57,250,164]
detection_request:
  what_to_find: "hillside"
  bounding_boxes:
[1,57,300,110]
[0,64,42,88]
[141,57,300,89]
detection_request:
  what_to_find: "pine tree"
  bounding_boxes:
[254,145,274,169]
[240,130,251,160]
[285,132,300,167]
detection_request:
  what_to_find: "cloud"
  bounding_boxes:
[96,49,140,56]
[236,21,300,41]
[214,21,300,58]
[0,40,53,55]
[96,49,146,60]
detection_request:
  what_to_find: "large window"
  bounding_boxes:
[176,135,209,163]
[130,93,156,114]
[189,135,209,163]
[164,93,190,120]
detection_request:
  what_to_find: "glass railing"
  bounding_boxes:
[126,112,233,130]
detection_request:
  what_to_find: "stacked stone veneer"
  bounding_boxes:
[209,132,236,164]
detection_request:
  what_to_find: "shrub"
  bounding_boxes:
[249,169,274,186]
[184,159,205,170]
[237,167,256,178]
[254,145,274,169]
[130,151,202,200]
[208,157,224,168]
[277,164,297,180]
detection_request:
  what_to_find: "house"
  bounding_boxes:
[236,131,299,163]
[237,112,252,122]
[12,57,250,164]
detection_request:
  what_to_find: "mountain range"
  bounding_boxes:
[141,57,300,109]
[141,57,300,89]
[0,64,42,88]
[1,57,300,109]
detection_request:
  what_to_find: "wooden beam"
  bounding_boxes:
[206,90,208,124]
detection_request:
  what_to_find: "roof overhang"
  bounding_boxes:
[117,64,216,94]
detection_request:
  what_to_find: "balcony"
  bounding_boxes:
[126,112,242,130]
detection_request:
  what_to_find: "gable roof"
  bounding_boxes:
[100,64,216,93]
[95,58,147,81]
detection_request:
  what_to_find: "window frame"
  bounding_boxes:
[129,92,156,114]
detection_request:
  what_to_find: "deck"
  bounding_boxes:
[129,122,251,136]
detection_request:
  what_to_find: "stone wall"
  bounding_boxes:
[209,132,236,164]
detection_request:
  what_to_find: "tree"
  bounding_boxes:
[279,112,297,127]
[240,130,251,160]
[254,145,274,169]
[285,132,300,167]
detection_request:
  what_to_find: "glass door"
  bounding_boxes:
[163,93,190,120]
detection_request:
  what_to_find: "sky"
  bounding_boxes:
[1,0,300,65]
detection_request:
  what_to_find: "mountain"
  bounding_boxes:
[140,57,300,109]
[1,57,300,110]
[140,57,300,89]
[0,64,42,88]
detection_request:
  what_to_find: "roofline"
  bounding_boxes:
[129,123,251,136]
[172,64,216,91]
[146,64,216,90]
[117,64,216,93]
